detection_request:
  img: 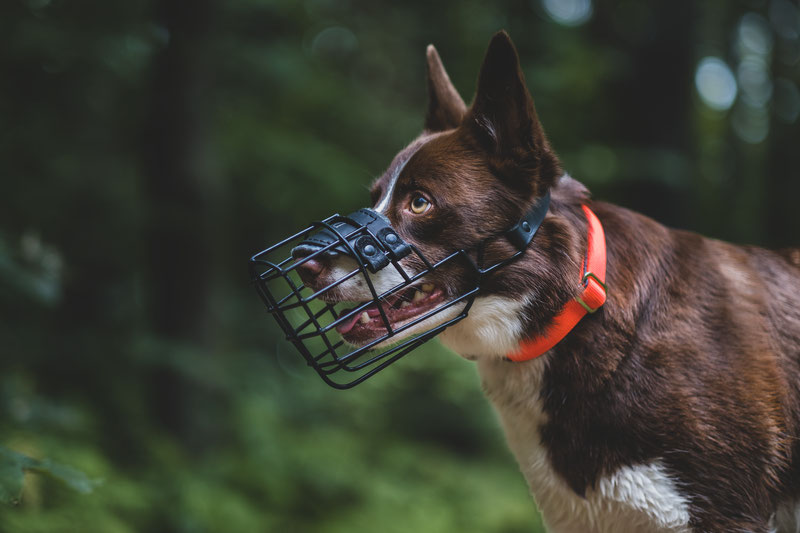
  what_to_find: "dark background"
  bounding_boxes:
[1,0,798,532]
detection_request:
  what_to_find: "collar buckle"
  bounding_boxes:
[576,271,607,314]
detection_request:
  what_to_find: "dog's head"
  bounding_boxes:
[292,32,585,357]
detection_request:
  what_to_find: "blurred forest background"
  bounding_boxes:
[1,0,799,532]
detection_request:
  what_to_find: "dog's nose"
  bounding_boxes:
[296,256,324,277]
[292,244,329,285]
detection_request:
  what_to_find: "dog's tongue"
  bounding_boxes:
[336,309,362,335]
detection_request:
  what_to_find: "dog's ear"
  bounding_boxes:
[424,45,467,132]
[466,31,559,189]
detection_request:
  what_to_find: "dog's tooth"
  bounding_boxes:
[413,290,426,303]
[422,283,434,293]
[360,311,370,324]
[400,301,411,309]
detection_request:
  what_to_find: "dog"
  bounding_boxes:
[293,31,800,532]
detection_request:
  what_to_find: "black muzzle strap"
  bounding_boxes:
[505,190,551,251]
[294,208,412,273]
[295,191,550,274]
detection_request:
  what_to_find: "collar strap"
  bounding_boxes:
[505,190,551,251]
[507,204,607,362]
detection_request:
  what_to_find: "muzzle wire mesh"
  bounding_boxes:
[250,214,483,388]
[250,192,549,389]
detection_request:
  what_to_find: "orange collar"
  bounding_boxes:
[507,205,607,362]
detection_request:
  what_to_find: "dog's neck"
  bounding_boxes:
[438,174,593,362]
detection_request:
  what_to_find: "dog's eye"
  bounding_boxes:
[409,195,431,214]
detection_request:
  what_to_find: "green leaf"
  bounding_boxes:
[0,446,36,504]
[31,459,100,495]
[0,445,100,504]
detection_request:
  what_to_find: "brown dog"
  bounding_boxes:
[295,31,800,532]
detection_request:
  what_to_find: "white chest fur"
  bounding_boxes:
[477,358,692,533]
[439,296,693,533]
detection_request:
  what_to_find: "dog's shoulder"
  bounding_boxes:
[477,357,693,533]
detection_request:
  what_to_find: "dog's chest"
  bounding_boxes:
[476,359,693,533]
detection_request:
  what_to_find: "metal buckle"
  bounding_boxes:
[575,271,606,313]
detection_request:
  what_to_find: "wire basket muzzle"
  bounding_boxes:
[249,210,481,389]
[250,192,550,389]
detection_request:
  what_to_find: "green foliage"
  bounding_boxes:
[0,0,797,532]
[0,446,96,505]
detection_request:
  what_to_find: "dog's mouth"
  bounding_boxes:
[335,283,447,345]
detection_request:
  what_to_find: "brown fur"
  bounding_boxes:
[312,31,800,531]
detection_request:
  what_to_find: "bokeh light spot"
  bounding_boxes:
[541,0,593,27]
[695,57,738,111]
[737,56,773,107]
[737,13,773,57]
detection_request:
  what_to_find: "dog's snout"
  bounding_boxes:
[292,244,330,285]
[296,256,324,277]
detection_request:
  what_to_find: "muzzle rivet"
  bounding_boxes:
[521,221,531,233]
[385,233,398,244]
[363,244,377,256]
